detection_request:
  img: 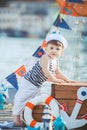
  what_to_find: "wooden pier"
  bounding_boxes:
[0,104,13,122]
[0,104,25,130]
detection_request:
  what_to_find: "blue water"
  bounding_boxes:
[0,37,42,81]
[0,4,87,83]
[0,33,87,82]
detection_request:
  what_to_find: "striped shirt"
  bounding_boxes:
[24,58,58,87]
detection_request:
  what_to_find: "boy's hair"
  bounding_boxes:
[47,40,64,48]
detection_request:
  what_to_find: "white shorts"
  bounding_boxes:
[13,77,41,115]
[13,77,52,115]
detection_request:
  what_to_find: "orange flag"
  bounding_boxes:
[15,65,27,77]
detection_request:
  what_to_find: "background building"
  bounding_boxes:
[0,1,57,37]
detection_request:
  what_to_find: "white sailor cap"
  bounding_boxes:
[46,31,68,49]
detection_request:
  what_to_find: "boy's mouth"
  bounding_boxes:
[52,54,56,55]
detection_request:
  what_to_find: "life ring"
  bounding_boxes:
[24,93,59,128]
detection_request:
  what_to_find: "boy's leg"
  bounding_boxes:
[13,80,41,125]
[13,115,21,126]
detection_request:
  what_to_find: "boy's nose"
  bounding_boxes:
[54,49,57,52]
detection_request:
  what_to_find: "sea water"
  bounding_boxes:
[0,4,87,83]
[0,34,87,83]
[0,28,87,103]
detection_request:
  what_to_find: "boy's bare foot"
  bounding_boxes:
[13,115,26,127]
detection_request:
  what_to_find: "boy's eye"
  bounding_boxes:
[50,47,54,49]
[56,48,60,51]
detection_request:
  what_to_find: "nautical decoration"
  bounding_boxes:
[24,94,59,129]
[33,46,45,58]
[15,65,27,77]
[42,105,53,130]
[0,83,8,96]
[24,86,87,129]
[53,116,66,130]
[6,73,19,90]
[0,94,5,110]
[67,0,84,4]
[53,14,71,30]
[60,87,87,129]
[56,0,87,17]
[5,65,27,90]
[71,87,87,119]
[0,81,9,103]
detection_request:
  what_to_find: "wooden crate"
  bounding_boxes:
[32,82,87,129]
[51,83,87,129]
[52,83,87,116]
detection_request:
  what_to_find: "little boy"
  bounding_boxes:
[13,31,74,126]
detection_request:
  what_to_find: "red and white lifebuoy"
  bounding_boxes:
[24,93,59,128]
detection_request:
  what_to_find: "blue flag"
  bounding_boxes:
[33,46,45,58]
[53,14,72,30]
[6,73,19,90]
[67,0,84,3]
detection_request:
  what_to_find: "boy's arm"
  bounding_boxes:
[40,55,64,83]
[55,68,76,83]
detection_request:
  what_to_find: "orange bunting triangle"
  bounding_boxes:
[15,65,27,77]
[60,6,78,16]
[41,40,46,48]
[56,0,66,8]
[57,0,87,17]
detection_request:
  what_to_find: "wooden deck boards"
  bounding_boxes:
[0,104,13,122]
[0,104,25,130]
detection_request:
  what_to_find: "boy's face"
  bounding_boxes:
[45,42,64,59]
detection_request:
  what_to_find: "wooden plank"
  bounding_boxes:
[53,82,87,86]
[52,84,87,99]
[53,85,80,90]
[33,114,42,122]
[33,107,44,114]
[55,91,77,99]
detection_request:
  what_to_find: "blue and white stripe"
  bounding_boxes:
[24,58,58,87]
[24,61,47,87]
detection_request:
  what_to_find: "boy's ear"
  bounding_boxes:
[60,48,64,55]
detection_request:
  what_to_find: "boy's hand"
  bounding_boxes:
[53,78,65,83]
